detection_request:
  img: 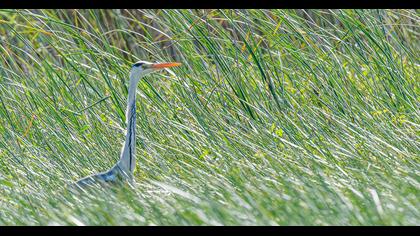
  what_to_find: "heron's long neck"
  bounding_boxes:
[117,75,138,177]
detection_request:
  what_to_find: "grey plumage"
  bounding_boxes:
[71,60,181,191]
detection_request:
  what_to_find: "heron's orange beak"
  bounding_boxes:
[150,62,182,69]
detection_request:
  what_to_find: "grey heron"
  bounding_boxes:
[73,60,181,189]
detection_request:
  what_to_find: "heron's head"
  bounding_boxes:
[130,60,181,82]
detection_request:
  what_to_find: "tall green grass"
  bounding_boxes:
[0,9,418,225]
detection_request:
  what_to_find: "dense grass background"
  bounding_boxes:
[0,9,418,225]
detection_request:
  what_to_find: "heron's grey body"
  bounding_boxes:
[74,165,124,187]
[72,60,180,189]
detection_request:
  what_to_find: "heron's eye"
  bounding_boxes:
[133,62,144,68]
